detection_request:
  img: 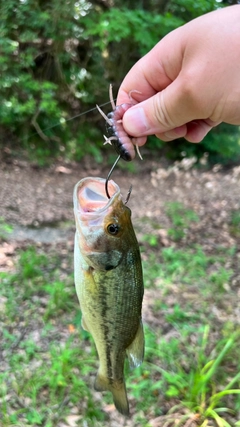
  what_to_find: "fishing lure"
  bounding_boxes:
[96,84,142,162]
[97,85,142,198]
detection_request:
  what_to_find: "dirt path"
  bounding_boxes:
[1,158,240,226]
[1,156,240,275]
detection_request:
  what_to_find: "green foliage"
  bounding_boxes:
[17,246,49,279]
[0,238,239,425]
[127,326,240,424]
[161,246,211,282]
[142,243,235,300]
[84,7,183,55]
[0,246,105,425]
[142,246,208,288]
[169,0,219,19]
[141,233,159,247]
[0,217,13,239]
[168,123,240,165]
[1,0,239,165]
[230,210,240,237]
[163,328,240,427]
[164,303,198,324]
[230,211,240,227]
[43,280,76,320]
[0,0,104,164]
[165,201,199,241]
[209,267,233,292]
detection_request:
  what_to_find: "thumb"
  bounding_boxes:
[122,78,198,137]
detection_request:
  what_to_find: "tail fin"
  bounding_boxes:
[94,374,129,416]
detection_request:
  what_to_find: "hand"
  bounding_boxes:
[117,5,240,147]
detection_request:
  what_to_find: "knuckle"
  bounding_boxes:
[152,92,174,128]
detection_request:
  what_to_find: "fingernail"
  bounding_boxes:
[123,107,149,136]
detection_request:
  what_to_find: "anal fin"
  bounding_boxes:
[126,320,144,370]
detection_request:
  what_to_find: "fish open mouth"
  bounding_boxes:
[77,179,119,213]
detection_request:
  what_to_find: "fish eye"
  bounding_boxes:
[107,223,119,235]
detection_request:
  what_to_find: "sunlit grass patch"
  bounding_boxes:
[142,245,235,297]
[127,326,240,426]
[9,245,128,424]
[0,337,104,426]
[229,210,240,238]
[0,241,239,426]
[165,201,200,242]
[0,245,106,425]
[0,217,13,239]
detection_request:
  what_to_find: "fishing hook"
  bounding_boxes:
[105,155,121,199]
[105,155,132,204]
[124,185,132,205]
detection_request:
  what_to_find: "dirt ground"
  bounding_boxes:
[0,156,240,227]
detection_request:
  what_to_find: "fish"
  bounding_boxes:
[73,177,144,416]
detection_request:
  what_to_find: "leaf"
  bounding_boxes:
[65,415,81,427]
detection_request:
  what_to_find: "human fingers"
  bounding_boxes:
[121,74,206,137]
[156,119,220,143]
[118,6,240,140]
[132,136,147,147]
[117,26,204,137]
[116,29,183,106]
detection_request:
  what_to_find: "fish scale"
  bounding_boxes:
[73,177,144,416]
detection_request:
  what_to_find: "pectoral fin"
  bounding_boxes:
[126,320,144,370]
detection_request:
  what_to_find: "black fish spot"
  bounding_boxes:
[105,264,116,271]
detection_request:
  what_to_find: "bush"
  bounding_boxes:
[1,0,239,165]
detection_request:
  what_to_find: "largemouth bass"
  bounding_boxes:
[73,177,144,416]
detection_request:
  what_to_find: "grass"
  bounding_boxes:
[126,327,240,426]
[165,201,199,241]
[0,197,240,426]
[0,246,105,426]
[0,217,13,239]
[230,210,240,238]
[142,245,235,301]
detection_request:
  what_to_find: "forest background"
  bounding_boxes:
[1,2,240,426]
[1,0,240,166]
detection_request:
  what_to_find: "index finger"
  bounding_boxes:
[116,31,183,106]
